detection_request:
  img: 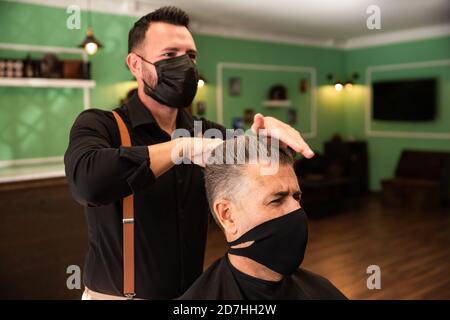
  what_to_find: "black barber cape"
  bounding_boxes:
[179,255,347,300]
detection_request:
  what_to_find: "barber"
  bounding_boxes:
[64,6,314,300]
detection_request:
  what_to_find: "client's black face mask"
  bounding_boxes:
[137,53,198,108]
[228,208,308,275]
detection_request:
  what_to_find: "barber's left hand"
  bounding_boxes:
[251,113,315,158]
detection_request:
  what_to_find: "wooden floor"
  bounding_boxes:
[1,177,449,299]
[204,195,450,300]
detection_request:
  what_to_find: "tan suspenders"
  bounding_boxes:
[111,111,135,299]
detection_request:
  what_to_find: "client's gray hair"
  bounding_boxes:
[204,135,294,228]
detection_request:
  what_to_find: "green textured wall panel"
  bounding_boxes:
[0,1,136,161]
[1,1,449,193]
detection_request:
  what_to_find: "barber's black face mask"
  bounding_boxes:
[137,53,198,108]
[228,208,308,275]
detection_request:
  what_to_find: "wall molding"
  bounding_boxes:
[8,0,450,50]
[190,22,336,49]
[343,24,450,49]
[216,62,317,138]
[0,156,65,183]
[365,59,450,140]
[0,156,64,168]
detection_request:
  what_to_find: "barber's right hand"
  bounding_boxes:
[173,137,223,167]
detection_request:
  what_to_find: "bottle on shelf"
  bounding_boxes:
[23,54,34,78]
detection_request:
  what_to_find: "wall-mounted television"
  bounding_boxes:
[372,78,437,121]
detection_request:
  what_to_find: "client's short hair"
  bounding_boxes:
[204,135,294,228]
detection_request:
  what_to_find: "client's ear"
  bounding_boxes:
[213,199,238,235]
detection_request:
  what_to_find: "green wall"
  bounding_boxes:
[0,1,137,161]
[344,36,450,190]
[0,1,346,162]
[192,33,346,147]
[220,67,313,133]
[1,1,449,192]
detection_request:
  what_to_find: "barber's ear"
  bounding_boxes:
[126,53,142,80]
[213,200,237,235]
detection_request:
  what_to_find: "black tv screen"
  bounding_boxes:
[372,78,437,121]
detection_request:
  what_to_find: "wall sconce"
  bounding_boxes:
[327,73,343,91]
[327,73,359,91]
[344,73,359,90]
[198,74,207,88]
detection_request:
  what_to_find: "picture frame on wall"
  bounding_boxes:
[299,78,309,93]
[229,77,241,96]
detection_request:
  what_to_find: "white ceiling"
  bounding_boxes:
[8,0,450,48]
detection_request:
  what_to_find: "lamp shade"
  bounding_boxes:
[79,26,103,55]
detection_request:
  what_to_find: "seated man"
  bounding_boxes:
[179,135,346,300]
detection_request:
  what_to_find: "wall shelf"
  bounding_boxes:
[0,43,95,180]
[0,77,95,89]
[0,43,88,61]
[262,99,292,108]
[0,42,95,109]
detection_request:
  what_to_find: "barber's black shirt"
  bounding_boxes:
[64,93,226,299]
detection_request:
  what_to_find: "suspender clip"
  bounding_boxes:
[125,293,136,300]
[123,218,134,224]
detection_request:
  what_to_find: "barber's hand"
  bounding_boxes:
[179,137,223,167]
[251,113,314,158]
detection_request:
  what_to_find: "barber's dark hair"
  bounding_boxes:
[128,6,190,53]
